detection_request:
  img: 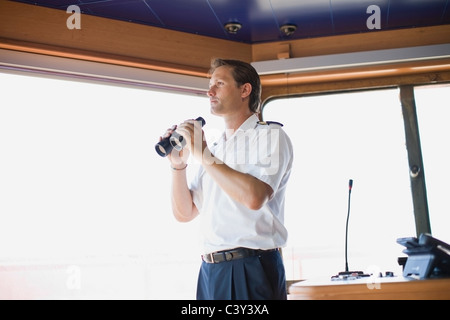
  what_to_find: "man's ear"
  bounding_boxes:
[241,83,252,99]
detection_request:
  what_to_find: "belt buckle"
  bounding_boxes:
[203,250,235,263]
[203,252,215,263]
[223,251,233,262]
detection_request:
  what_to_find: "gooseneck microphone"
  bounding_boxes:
[155,117,206,157]
[332,179,368,280]
[336,179,364,277]
[343,179,353,274]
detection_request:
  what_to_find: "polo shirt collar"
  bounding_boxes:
[238,113,260,132]
[222,113,259,141]
[215,114,260,145]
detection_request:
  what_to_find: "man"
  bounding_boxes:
[162,58,293,300]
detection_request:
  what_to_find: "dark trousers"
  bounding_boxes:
[196,249,287,300]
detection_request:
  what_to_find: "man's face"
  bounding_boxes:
[207,66,246,116]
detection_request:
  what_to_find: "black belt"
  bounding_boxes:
[201,247,279,264]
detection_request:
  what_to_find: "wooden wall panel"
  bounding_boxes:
[1,1,449,95]
[252,25,450,62]
[0,1,251,77]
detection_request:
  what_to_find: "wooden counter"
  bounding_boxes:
[288,276,450,300]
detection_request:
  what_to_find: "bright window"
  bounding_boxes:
[2,69,447,298]
[0,71,224,299]
[415,84,450,245]
[263,89,416,280]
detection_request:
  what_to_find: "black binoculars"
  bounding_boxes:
[155,117,205,157]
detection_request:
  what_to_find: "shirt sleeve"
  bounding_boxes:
[247,125,293,196]
[189,165,204,212]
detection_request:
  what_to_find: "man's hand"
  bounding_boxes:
[173,118,208,164]
[159,124,190,168]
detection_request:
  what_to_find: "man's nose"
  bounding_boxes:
[207,87,215,97]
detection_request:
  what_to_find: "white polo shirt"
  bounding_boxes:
[190,114,293,254]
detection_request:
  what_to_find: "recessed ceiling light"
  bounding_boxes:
[280,24,297,36]
[224,22,242,34]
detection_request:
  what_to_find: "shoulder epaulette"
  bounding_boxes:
[257,120,284,127]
